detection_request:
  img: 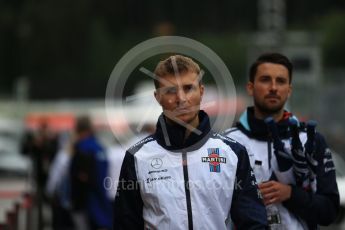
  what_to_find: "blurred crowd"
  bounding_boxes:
[20,115,153,230]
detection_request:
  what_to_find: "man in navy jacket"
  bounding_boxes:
[70,116,112,230]
[225,53,340,229]
[113,55,268,229]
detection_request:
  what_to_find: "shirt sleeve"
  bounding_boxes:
[231,145,268,230]
[283,133,340,226]
[113,151,144,230]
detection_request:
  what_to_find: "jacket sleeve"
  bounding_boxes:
[113,151,144,230]
[231,145,268,230]
[283,133,340,226]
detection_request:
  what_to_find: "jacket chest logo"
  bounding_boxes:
[201,148,226,172]
[151,158,163,169]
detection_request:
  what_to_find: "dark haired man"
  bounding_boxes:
[225,53,339,229]
[70,116,112,230]
[113,55,267,229]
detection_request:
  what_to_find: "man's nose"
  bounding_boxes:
[176,88,187,102]
[270,81,278,91]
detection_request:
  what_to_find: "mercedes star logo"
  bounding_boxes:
[151,158,163,169]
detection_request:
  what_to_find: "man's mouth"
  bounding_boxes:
[175,107,190,114]
[265,95,280,100]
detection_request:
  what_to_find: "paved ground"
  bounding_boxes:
[0,177,30,228]
[0,178,28,215]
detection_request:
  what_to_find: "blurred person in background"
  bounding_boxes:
[106,123,155,202]
[21,120,59,189]
[225,53,340,229]
[70,116,112,230]
[21,119,59,230]
[113,55,267,229]
[46,131,74,230]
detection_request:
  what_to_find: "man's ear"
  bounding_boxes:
[200,84,205,99]
[246,82,254,96]
[154,90,161,105]
[288,84,292,98]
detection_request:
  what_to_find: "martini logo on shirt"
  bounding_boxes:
[202,148,226,172]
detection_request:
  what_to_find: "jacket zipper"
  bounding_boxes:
[182,151,193,230]
[267,139,272,169]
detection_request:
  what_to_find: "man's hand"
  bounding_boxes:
[258,181,292,205]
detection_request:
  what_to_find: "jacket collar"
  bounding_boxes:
[154,110,212,151]
[237,107,297,141]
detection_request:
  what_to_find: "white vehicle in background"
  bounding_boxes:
[0,118,31,228]
[0,118,30,176]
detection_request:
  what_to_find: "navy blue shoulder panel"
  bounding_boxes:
[127,134,156,155]
[211,133,247,158]
[223,127,239,136]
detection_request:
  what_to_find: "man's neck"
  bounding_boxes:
[253,107,284,122]
[165,114,200,141]
[184,116,199,140]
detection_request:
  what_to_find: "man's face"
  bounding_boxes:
[247,63,292,115]
[154,71,204,126]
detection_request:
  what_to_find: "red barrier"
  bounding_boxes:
[1,192,34,230]
[22,192,33,230]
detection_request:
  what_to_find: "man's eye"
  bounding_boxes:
[259,77,270,82]
[165,87,177,94]
[276,78,287,84]
[183,85,194,92]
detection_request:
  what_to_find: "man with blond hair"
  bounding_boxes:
[113,55,267,229]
